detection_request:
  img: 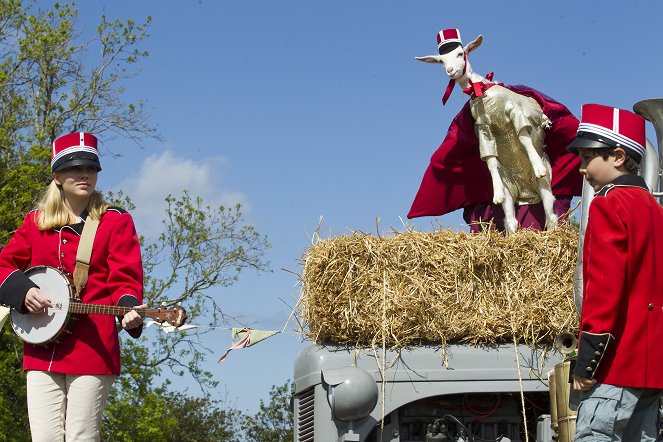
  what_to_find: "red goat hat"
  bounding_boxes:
[51,132,101,172]
[568,104,646,163]
[437,29,462,54]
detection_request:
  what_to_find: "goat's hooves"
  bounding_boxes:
[493,193,505,205]
[505,220,519,234]
[534,166,548,178]
[545,215,559,230]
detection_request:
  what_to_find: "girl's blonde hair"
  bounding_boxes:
[36,180,108,230]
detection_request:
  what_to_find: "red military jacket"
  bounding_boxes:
[0,208,143,375]
[574,174,663,388]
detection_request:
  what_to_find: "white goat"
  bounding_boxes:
[417,36,557,233]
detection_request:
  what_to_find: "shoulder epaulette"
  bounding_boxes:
[595,184,615,197]
[106,206,128,214]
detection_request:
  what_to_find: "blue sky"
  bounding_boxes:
[58,0,663,413]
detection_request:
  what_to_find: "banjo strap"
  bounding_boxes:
[72,216,100,300]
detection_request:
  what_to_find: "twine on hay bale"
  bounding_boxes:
[298,226,580,348]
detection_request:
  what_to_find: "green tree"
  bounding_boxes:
[102,340,242,442]
[0,0,157,244]
[101,193,270,440]
[0,326,30,442]
[138,192,270,388]
[245,382,294,442]
[162,394,244,442]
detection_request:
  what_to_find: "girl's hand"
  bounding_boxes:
[121,304,146,329]
[24,287,52,314]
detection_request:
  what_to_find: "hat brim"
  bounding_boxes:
[438,41,462,55]
[52,157,102,172]
[567,134,615,153]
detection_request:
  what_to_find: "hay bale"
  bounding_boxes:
[298,227,580,348]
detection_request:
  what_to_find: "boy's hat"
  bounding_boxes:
[437,29,462,54]
[568,104,646,163]
[51,132,102,172]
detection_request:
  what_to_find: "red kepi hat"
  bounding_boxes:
[437,28,462,55]
[567,104,646,163]
[51,132,102,172]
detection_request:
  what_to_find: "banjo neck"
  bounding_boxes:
[68,301,187,326]
[69,302,139,317]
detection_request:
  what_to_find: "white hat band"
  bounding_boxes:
[50,145,99,167]
[578,122,645,158]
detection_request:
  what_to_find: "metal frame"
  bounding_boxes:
[293,344,561,442]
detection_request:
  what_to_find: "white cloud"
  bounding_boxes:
[115,151,248,237]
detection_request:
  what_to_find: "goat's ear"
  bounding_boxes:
[464,35,483,54]
[415,55,444,64]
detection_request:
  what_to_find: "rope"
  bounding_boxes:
[513,335,529,442]
[379,270,388,441]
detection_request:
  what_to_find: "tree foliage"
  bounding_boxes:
[245,382,295,442]
[101,340,246,442]
[101,190,271,395]
[0,327,30,442]
[0,0,157,244]
[103,192,271,439]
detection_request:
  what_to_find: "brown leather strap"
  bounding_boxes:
[72,217,99,299]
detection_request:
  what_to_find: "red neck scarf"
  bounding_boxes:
[441,52,495,104]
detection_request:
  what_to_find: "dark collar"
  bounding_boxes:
[596,174,648,196]
[610,174,648,190]
[59,210,89,235]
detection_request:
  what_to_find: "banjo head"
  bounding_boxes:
[11,266,73,345]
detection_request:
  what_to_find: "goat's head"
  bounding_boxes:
[416,35,483,80]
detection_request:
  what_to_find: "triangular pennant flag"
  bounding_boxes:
[218,327,280,363]
[231,327,279,347]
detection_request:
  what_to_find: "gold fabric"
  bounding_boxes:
[470,84,552,204]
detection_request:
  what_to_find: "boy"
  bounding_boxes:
[567,103,663,442]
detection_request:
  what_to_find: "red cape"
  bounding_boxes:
[407,84,582,218]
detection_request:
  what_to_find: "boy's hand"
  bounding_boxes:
[573,373,597,392]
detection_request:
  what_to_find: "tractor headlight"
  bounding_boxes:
[322,367,378,422]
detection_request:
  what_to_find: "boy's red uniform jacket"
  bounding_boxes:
[575,175,663,388]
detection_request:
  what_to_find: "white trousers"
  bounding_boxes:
[26,370,116,442]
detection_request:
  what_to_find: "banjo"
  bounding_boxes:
[11,266,187,345]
